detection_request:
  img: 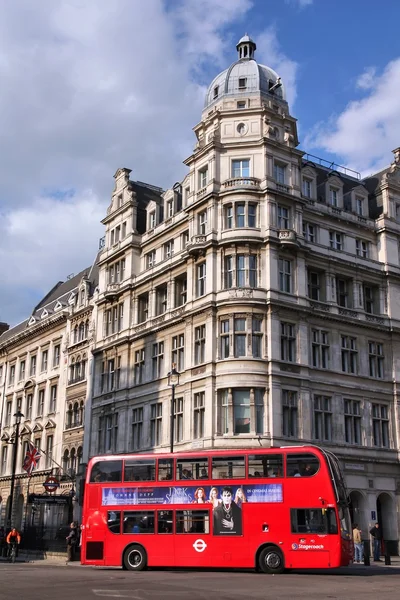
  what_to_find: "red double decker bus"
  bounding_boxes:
[81,445,352,573]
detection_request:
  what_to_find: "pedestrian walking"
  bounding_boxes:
[65,522,77,564]
[369,522,382,562]
[352,524,363,563]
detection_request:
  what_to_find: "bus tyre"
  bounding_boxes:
[123,545,147,572]
[258,546,285,574]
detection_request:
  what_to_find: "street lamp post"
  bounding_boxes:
[167,365,180,454]
[7,410,24,528]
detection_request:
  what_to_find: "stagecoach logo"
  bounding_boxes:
[193,539,207,553]
[292,543,324,551]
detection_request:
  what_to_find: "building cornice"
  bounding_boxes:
[0,313,67,355]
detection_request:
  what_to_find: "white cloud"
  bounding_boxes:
[356,66,377,90]
[285,0,313,8]
[0,0,298,326]
[256,27,298,106]
[305,58,400,174]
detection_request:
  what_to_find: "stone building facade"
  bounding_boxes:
[88,36,400,549]
[0,265,98,534]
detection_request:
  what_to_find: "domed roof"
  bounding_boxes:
[237,33,255,45]
[204,35,285,109]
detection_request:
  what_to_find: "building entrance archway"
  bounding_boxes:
[377,492,398,555]
[348,490,368,535]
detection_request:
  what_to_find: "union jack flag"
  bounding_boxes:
[22,442,41,476]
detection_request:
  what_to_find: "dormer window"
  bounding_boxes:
[238,78,247,90]
[213,86,219,99]
[329,188,339,207]
[167,200,173,218]
[356,196,364,216]
[302,178,312,198]
[149,211,156,229]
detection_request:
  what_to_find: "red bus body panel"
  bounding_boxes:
[81,446,352,570]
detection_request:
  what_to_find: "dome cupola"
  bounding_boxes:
[236,34,256,60]
[204,34,285,110]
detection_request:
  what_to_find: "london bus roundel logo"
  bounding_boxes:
[193,539,207,553]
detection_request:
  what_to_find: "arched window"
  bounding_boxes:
[75,356,81,380]
[77,447,83,470]
[69,359,75,384]
[67,404,73,429]
[79,322,85,341]
[85,320,89,339]
[73,402,79,427]
[79,401,84,426]
[63,449,69,473]
[73,325,78,344]
[70,448,76,474]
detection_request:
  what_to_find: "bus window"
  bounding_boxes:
[157,510,173,534]
[123,511,155,533]
[90,460,123,482]
[158,459,173,481]
[176,509,209,534]
[212,456,245,479]
[124,459,156,482]
[248,454,283,478]
[176,457,208,480]
[291,508,338,534]
[286,453,319,477]
[338,505,352,540]
[107,511,121,534]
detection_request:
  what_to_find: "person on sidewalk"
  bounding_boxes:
[65,522,77,565]
[352,524,363,563]
[369,522,382,561]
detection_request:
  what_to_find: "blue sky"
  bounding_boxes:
[1,0,400,327]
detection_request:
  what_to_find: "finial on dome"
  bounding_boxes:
[236,34,256,60]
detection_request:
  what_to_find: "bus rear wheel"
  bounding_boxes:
[258,546,285,574]
[123,544,147,571]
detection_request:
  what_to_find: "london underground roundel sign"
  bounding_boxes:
[43,476,60,493]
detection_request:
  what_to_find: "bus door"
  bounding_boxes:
[174,508,211,567]
[153,510,175,567]
[287,508,332,568]
[83,486,106,565]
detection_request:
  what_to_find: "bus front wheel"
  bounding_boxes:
[123,544,147,572]
[258,546,285,574]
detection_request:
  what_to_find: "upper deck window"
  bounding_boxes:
[286,453,320,478]
[90,460,122,483]
[158,458,173,481]
[176,457,209,481]
[124,459,156,482]
[212,456,245,479]
[248,454,283,478]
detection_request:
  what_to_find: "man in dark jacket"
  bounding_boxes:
[370,522,382,561]
[66,522,77,564]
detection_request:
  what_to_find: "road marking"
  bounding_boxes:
[92,591,136,598]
